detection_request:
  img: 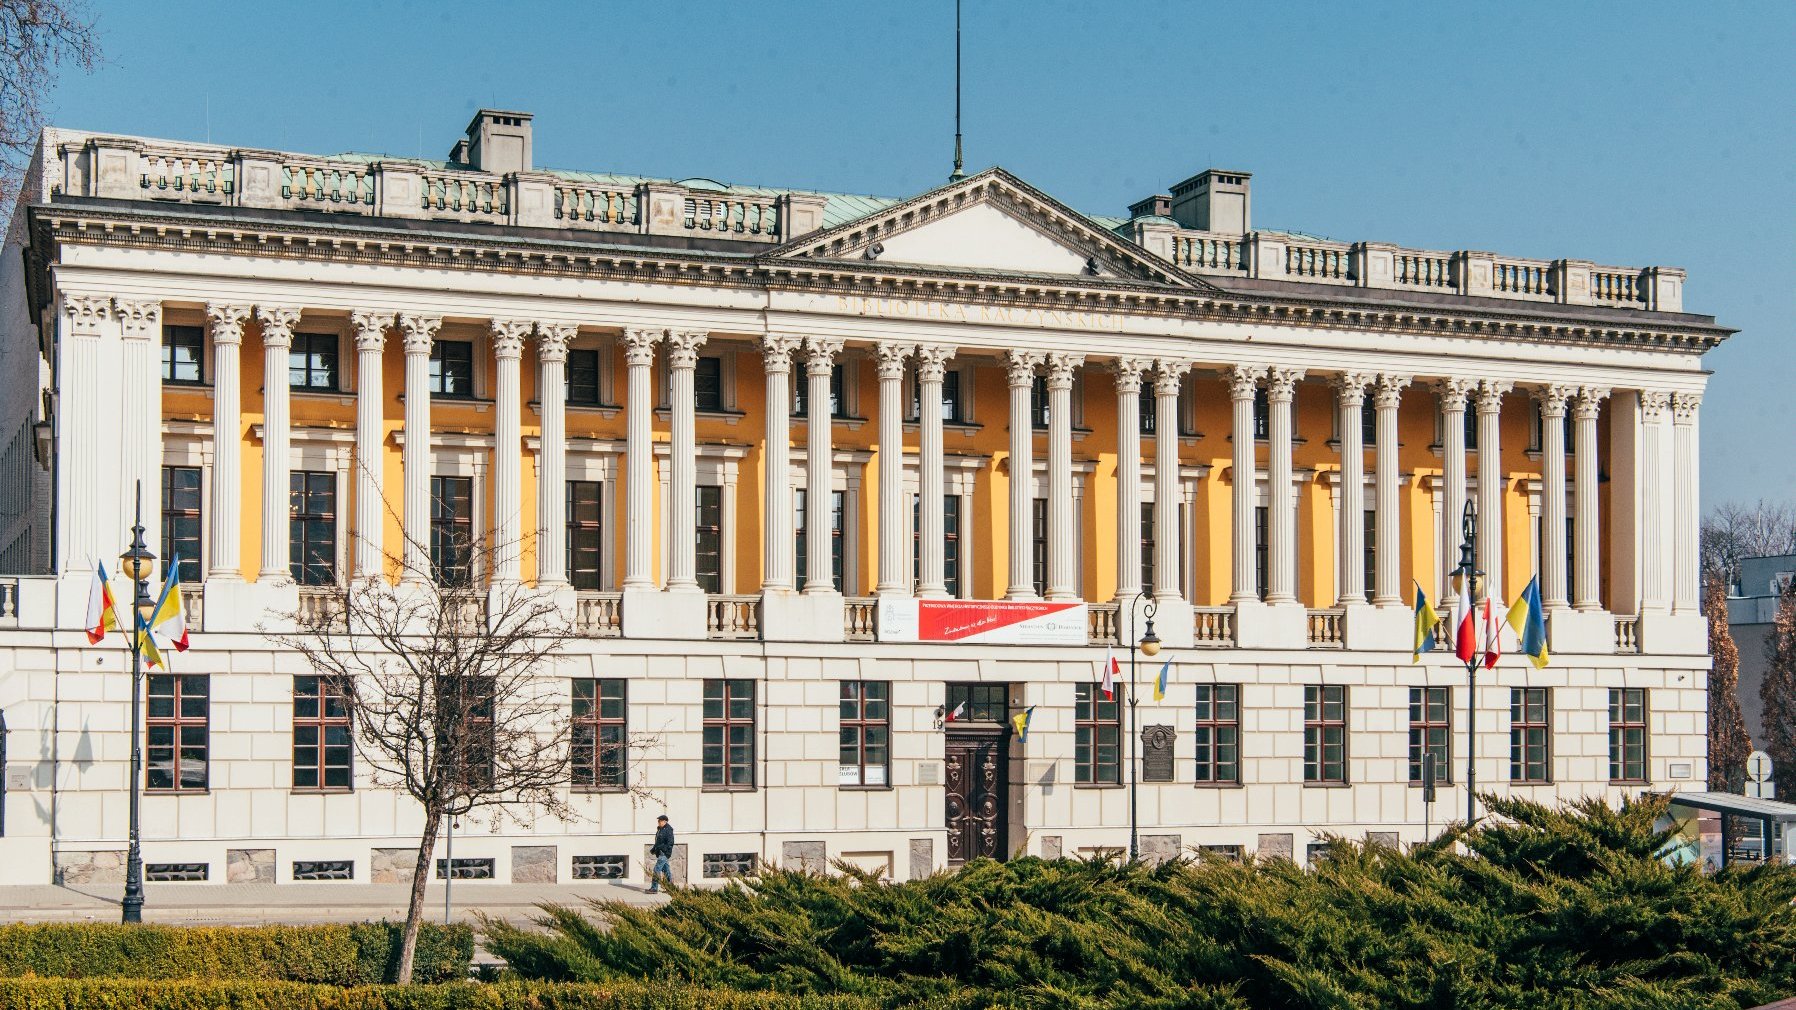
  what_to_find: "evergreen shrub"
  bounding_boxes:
[0,977,880,1009]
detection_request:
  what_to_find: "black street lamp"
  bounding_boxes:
[1454,499,1479,828]
[1125,591,1160,861]
[115,480,157,924]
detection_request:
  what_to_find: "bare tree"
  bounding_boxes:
[1761,574,1796,781]
[268,507,657,983]
[1705,573,1752,791]
[0,0,99,211]
[1702,498,1796,593]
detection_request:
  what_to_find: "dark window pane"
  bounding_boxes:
[161,325,204,384]
[429,341,474,397]
[693,356,724,412]
[288,332,340,391]
[567,348,602,406]
[695,485,722,594]
[567,480,604,590]
[161,466,203,583]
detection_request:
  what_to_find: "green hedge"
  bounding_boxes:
[0,977,883,1009]
[0,922,473,984]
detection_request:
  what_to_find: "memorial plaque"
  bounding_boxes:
[1141,725,1176,782]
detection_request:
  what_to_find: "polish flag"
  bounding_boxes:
[1453,578,1476,665]
[944,701,966,723]
[1482,596,1503,670]
[1100,647,1119,700]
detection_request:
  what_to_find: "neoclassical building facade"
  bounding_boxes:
[0,111,1729,885]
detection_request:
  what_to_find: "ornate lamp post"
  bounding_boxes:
[1126,591,1160,861]
[1454,500,1479,827]
[115,481,157,924]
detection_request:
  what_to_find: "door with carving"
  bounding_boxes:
[944,732,1009,864]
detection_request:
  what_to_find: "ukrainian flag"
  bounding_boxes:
[1153,657,1171,702]
[1412,581,1438,663]
[1505,576,1550,669]
[1011,706,1036,743]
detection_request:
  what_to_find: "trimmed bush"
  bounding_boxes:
[0,921,473,984]
[0,977,881,1009]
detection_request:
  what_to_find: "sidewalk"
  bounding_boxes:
[0,881,668,927]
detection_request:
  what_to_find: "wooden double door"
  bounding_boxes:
[944,730,1010,864]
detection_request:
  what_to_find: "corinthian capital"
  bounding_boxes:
[1265,366,1305,403]
[622,327,662,367]
[116,299,163,342]
[1044,352,1084,390]
[490,319,533,359]
[874,340,914,380]
[1639,390,1671,422]
[1372,373,1410,410]
[665,329,710,370]
[1475,379,1512,414]
[63,294,112,337]
[760,333,803,374]
[1332,371,1374,406]
[349,310,393,352]
[206,303,252,346]
[1004,349,1043,388]
[802,335,843,377]
[1539,384,1575,418]
[1223,363,1261,401]
[398,313,442,354]
[1671,391,1702,425]
[1435,377,1475,412]
[1111,357,1150,394]
[1572,386,1610,421]
[914,344,956,384]
[255,306,302,348]
[536,321,578,364]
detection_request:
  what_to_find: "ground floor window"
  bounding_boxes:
[147,674,209,792]
[703,679,755,790]
[1511,687,1551,783]
[839,681,890,787]
[1609,688,1648,783]
[1074,683,1121,785]
[1407,687,1450,784]
[1194,684,1240,784]
[572,678,627,790]
[1304,685,1347,784]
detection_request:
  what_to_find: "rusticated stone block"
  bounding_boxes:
[511,845,557,883]
[1040,835,1063,860]
[909,838,934,880]
[1140,834,1181,865]
[53,849,126,886]
[782,840,827,874]
[1367,832,1400,849]
[370,847,418,884]
[226,848,275,884]
[1256,833,1295,861]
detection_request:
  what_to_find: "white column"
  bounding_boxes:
[1112,358,1149,602]
[58,296,125,569]
[1045,352,1083,600]
[801,337,844,593]
[1540,385,1573,610]
[1156,360,1193,601]
[1639,390,1671,613]
[255,306,301,582]
[398,313,442,583]
[760,334,801,592]
[1572,386,1609,611]
[1004,350,1042,600]
[489,319,530,583]
[621,328,660,589]
[535,322,575,587]
[1228,364,1263,603]
[1672,391,1702,613]
[206,303,251,580]
[875,341,913,596]
[350,311,391,578]
[1265,367,1303,604]
[665,329,709,593]
[1475,380,1510,600]
[1372,374,1409,606]
[1438,379,1473,603]
[114,299,163,561]
[1334,373,1372,605]
[916,345,955,598]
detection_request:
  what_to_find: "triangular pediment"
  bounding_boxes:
[769,168,1215,291]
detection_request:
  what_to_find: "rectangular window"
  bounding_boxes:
[429,340,474,398]
[1608,687,1648,783]
[912,495,962,598]
[702,679,755,790]
[1139,389,1157,436]
[1364,508,1377,598]
[1407,686,1451,785]
[1254,505,1270,602]
[1304,685,1347,784]
[1031,497,1048,597]
[161,325,204,384]
[1140,502,1156,591]
[1510,687,1551,783]
[567,480,603,590]
[1360,401,1377,445]
[289,470,337,586]
[1074,683,1122,785]
[696,485,723,594]
[1194,684,1241,784]
[429,475,474,586]
[147,674,208,792]
[436,676,495,790]
[1463,409,1478,451]
[909,369,964,424]
[567,348,603,406]
[1030,375,1050,429]
[161,465,202,584]
[288,332,340,391]
[838,681,890,787]
[693,355,725,412]
[794,488,844,591]
[293,675,351,791]
[944,683,1006,723]
[792,363,844,418]
[1252,388,1269,439]
[572,678,627,790]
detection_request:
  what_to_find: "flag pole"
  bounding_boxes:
[1455,500,1479,828]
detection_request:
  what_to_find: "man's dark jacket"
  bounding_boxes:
[652,824,674,857]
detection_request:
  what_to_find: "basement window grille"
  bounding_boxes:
[292,860,354,881]
[145,863,208,882]
[702,852,758,878]
[435,857,494,880]
[571,855,628,880]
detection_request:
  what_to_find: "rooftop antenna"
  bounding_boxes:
[949,0,965,181]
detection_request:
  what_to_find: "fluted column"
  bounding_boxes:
[875,342,913,596]
[1005,350,1042,600]
[1540,385,1574,610]
[665,329,709,593]
[916,345,955,598]
[535,322,575,587]
[1045,353,1084,600]
[1475,380,1511,600]
[1572,387,1609,610]
[1265,367,1303,604]
[1639,390,1671,612]
[1334,373,1372,605]
[1437,379,1473,603]
[1672,392,1702,613]
[350,311,391,577]
[398,314,442,583]
[621,328,660,589]
[802,337,844,594]
[1112,359,1149,602]
[115,300,163,561]
[255,306,301,581]
[489,319,530,583]
[1155,361,1193,601]
[760,334,802,592]
[1372,374,1409,606]
[1228,364,1263,603]
[206,304,251,580]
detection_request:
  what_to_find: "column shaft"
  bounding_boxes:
[1335,373,1371,605]
[1639,391,1671,611]
[1112,359,1148,601]
[1540,386,1573,609]
[1475,381,1510,600]
[535,323,574,587]
[803,337,843,594]
[1156,361,1191,601]
[621,328,660,589]
[1373,374,1408,605]
[399,314,442,582]
[1438,380,1472,603]
[1228,365,1263,603]
[1005,351,1042,600]
[1572,387,1608,610]
[206,304,251,579]
[350,312,391,577]
[1265,368,1303,604]
[1045,353,1083,600]
[916,346,954,598]
[255,307,300,581]
[1672,392,1702,612]
[760,334,801,591]
[665,330,708,592]
[490,320,530,583]
[875,342,912,595]
[115,300,163,561]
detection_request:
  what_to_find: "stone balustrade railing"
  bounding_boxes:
[1193,607,1235,647]
[845,598,877,642]
[575,592,622,638]
[295,587,344,629]
[1087,603,1121,646]
[1614,615,1641,654]
[0,577,17,627]
[1306,608,1346,649]
[707,595,761,640]
[55,134,826,244]
[182,590,203,632]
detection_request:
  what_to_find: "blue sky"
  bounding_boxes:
[45,1,1794,510]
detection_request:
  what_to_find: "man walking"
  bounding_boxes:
[648,814,674,893]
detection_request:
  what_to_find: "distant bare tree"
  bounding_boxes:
[1701,499,1796,595]
[1705,573,1752,792]
[0,0,99,211]
[1761,575,1796,783]
[267,496,659,983]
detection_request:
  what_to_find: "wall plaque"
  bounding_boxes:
[1141,725,1176,782]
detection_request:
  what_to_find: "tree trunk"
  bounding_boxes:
[396,811,443,984]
